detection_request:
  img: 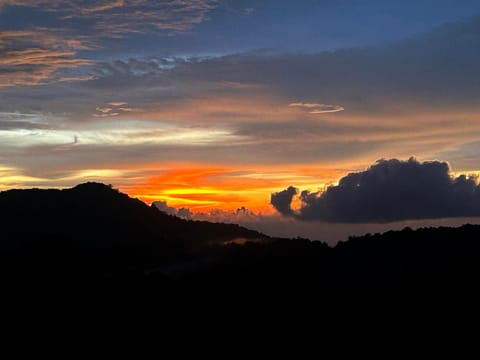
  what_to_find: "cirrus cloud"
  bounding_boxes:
[0,30,92,87]
[288,102,345,114]
[0,0,220,36]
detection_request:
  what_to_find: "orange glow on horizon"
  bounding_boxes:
[1,161,355,215]
[123,164,350,214]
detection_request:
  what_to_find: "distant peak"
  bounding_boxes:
[71,182,117,192]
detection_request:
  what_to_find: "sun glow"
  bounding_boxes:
[122,164,349,213]
[0,160,352,214]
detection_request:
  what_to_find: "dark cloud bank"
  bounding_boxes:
[271,158,480,223]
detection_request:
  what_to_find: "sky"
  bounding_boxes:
[2,0,480,243]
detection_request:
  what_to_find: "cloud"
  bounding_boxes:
[92,113,119,118]
[288,103,328,109]
[143,15,480,114]
[288,102,345,114]
[95,107,112,113]
[153,201,195,219]
[309,107,345,114]
[153,200,177,216]
[0,111,61,131]
[0,114,251,167]
[58,75,95,82]
[270,186,298,217]
[80,0,125,14]
[0,0,219,36]
[0,30,93,50]
[271,158,480,223]
[153,201,262,223]
[177,207,194,220]
[92,102,140,117]
[92,58,181,78]
[4,14,480,203]
[193,207,262,223]
[0,163,47,188]
[18,15,478,127]
[0,30,92,87]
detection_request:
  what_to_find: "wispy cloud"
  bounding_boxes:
[80,0,126,14]
[0,0,219,36]
[0,30,92,87]
[58,75,95,82]
[0,164,47,188]
[0,111,55,130]
[95,107,113,114]
[92,102,140,117]
[0,119,247,148]
[288,102,345,114]
[0,29,93,50]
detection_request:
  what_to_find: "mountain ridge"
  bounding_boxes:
[0,182,268,279]
[2,182,480,294]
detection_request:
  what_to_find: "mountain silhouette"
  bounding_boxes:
[2,182,480,296]
[3,182,480,353]
[0,182,266,286]
[187,225,480,292]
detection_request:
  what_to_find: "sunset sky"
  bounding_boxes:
[2,0,480,242]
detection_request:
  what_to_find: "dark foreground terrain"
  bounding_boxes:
[2,183,480,353]
[2,182,480,294]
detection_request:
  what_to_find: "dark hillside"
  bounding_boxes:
[2,183,480,296]
[0,183,267,281]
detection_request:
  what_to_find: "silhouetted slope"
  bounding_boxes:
[333,225,480,289]
[0,182,267,279]
[175,224,480,291]
[2,182,480,294]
